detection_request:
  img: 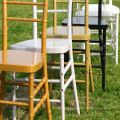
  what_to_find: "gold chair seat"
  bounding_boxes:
[46,26,91,40]
[0,50,44,73]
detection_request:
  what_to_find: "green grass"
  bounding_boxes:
[0,0,120,120]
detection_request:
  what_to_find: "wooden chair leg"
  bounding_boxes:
[29,73,34,120]
[41,86,45,108]
[45,80,52,120]
[89,58,94,93]
[85,41,89,111]
[0,71,6,120]
[88,40,94,93]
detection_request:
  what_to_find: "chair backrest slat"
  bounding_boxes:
[85,0,89,34]
[2,0,48,55]
[6,1,44,6]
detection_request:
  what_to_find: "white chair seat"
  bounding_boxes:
[10,38,70,54]
[82,4,119,16]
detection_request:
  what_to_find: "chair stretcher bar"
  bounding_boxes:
[56,0,85,3]
[0,100,28,106]
[33,93,48,116]
[6,1,44,6]
[7,17,42,22]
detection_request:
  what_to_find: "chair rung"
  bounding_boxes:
[47,66,60,70]
[5,81,37,87]
[16,98,61,103]
[64,75,73,90]
[76,80,86,83]
[64,60,72,75]
[33,77,46,97]
[72,0,85,3]
[74,62,85,67]
[7,17,42,22]
[0,100,28,106]
[73,51,85,54]
[56,0,85,3]
[33,93,48,116]
[48,79,61,83]
[37,10,68,13]
[6,1,44,6]
[64,80,86,83]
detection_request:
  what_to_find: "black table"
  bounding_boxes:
[62,17,108,91]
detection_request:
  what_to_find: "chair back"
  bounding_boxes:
[53,0,72,40]
[35,0,72,41]
[2,0,48,55]
[72,0,89,35]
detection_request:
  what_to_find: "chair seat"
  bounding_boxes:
[10,38,70,54]
[81,4,119,16]
[46,26,91,40]
[0,50,44,73]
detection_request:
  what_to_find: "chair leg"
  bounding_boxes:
[69,49,80,114]
[81,42,85,62]
[43,55,52,120]
[60,54,65,120]
[29,73,34,120]
[45,79,52,120]
[89,55,94,93]
[49,54,55,91]
[85,41,90,111]
[0,71,6,120]
[12,72,17,120]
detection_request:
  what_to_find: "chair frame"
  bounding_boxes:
[44,0,94,111]
[10,0,80,120]
[0,0,51,120]
[80,0,119,64]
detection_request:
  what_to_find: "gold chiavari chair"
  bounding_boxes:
[0,0,51,119]
[45,0,94,111]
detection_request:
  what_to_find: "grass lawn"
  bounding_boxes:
[0,0,120,120]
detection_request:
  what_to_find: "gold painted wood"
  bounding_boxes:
[0,0,52,119]
[7,17,43,22]
[0,100,28,106]
[73,51,85,54]
[7,1,44,6]
[33,93,48,116]
[48,61,86,66]
[46,26,91,40]
[0,71,6,119]
[29,73,34,120]
[64,79,86,83]
[33,77,46,97]
[0,50,44,73]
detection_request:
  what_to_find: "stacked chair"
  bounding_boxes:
[10,0,80,119]
[11,0,94,112]
[0,0,52,120]
[45,0,94,111]
[76,0,119,64]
